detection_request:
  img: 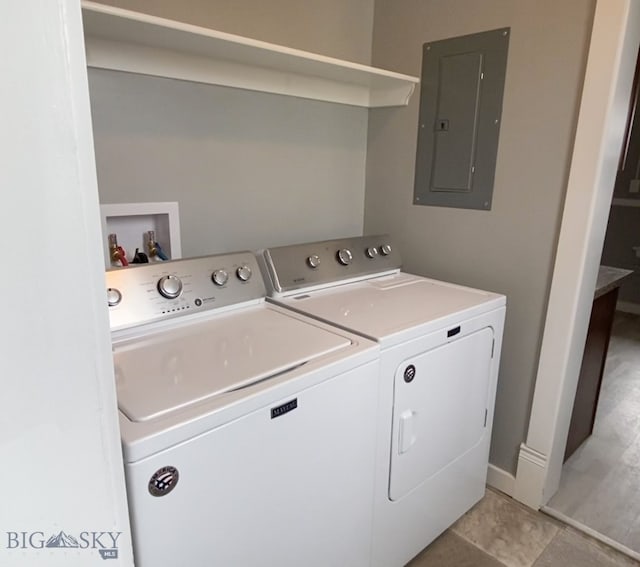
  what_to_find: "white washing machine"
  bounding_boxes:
[260,235,506,567]
[106,251,381,567]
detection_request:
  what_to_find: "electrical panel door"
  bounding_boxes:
[414,28,510,210]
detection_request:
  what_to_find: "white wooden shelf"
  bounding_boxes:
[81,1,419,108]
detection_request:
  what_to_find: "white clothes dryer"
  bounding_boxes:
[260,235,506,567]
[106,252,380,567]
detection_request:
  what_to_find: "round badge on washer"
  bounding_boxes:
[404,365,416,383]
[148,466,179,497]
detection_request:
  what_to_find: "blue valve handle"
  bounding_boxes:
[155,242,169,261]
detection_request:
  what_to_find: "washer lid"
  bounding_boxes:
[278,273,504,341]
[114,306,351,422]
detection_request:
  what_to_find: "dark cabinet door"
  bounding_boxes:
[565,288,619,461]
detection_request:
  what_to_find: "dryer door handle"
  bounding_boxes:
[398,409,417,454]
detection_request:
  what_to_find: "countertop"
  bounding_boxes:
[594,265,633,299]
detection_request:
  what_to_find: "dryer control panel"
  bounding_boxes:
[106,252,266,331]
[262,235,402,293]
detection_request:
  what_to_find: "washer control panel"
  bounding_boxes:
[106,252,265,331]
[262,235,401,293]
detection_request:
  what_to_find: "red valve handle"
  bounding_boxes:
[117,246,129,266]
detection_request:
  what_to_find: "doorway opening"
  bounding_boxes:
[545,45,640,558]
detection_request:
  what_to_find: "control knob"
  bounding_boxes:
[307,255,321,269]
[157,275,183,299]
[106,288,122,307]
[211,269,229,286]
[336,248,353,266]
[236,265,252,282]
[380,244,393,256]
[365,247,379,259]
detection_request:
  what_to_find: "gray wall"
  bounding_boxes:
[90,0,374,256]
[90,71,368,256]
[602,94,640,305]
[365,0,595,474]
[602,205,640,304]
[92,0,374,64]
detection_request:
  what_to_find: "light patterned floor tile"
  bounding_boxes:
[407,531,506,567]
[451,489,560,567]
[533,528,639,567]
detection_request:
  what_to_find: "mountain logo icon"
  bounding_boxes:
[45,531,80,548]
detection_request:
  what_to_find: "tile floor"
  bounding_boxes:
[547,312,640,554]
[408,489,639,566]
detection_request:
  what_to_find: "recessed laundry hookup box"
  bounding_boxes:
[100,202,181,269]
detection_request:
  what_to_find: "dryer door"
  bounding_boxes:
[389,327,494,501]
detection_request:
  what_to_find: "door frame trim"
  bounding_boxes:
[513,0,640,508]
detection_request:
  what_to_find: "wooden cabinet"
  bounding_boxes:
[564,266,633,461]
[565,288,618,460]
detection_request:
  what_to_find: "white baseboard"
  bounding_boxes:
[513,443,548,510]
[617,300,640,315]
[486,464,516,496]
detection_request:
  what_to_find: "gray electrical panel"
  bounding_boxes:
[413,28,510,210]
